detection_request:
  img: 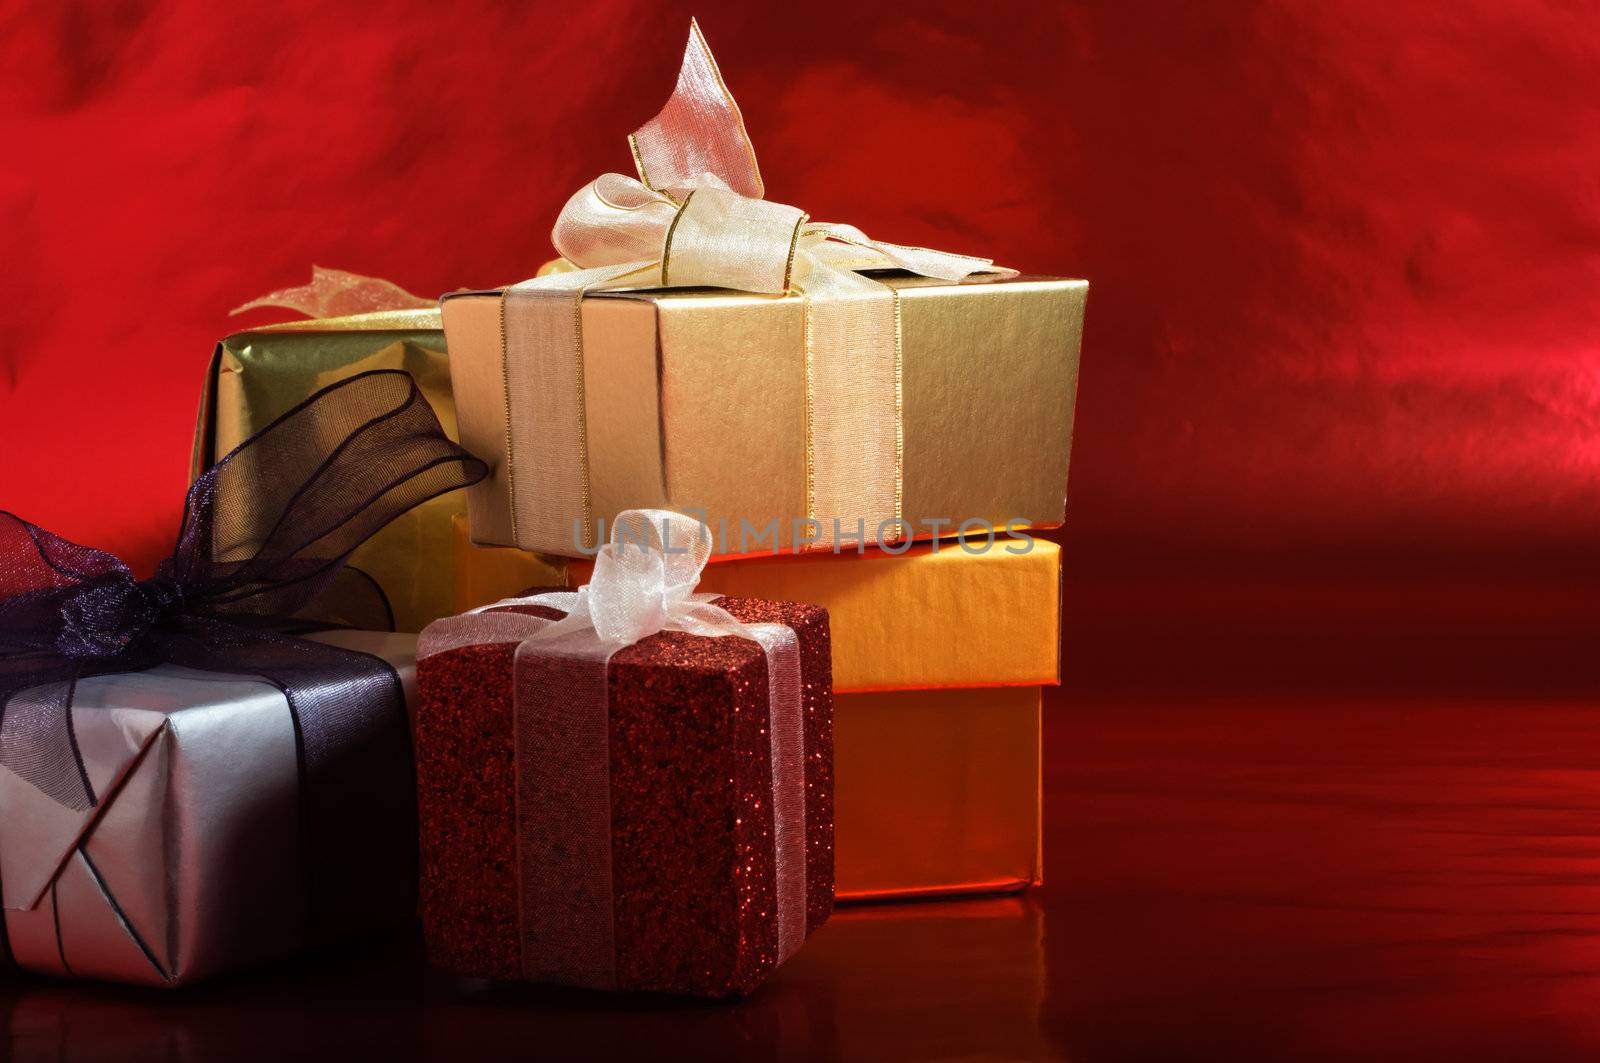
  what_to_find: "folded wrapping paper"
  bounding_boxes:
[191,270,468,632]
[417,510,833,996]
[450,513,1061,692]
[0,631,417,987]
[447,21,1086,559]
[1,369,485,988]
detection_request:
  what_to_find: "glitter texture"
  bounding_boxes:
[415,592,833,996]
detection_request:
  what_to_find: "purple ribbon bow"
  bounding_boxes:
[0,369,485,961]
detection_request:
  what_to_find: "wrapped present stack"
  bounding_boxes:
[438,18,1082,912]
[1,19,1081,999]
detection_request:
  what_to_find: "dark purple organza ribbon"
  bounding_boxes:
[0,369,485,958]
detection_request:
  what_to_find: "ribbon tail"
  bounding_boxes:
[230,266,435,319]
[805,223,1010,282]
[628,18,763,199]
[0,675,165,914]
[865,239,1013,282]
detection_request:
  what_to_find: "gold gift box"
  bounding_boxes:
[451,514,1058,899]
[190,309,504,632]
[444,273,1086,558]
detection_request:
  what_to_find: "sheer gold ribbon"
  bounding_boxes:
[497,19,1008,553]
[231,266,436,321]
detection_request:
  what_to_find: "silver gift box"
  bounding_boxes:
[0,630,417,988]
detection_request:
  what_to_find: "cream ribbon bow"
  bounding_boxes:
[498,19,1010,553]
[418,508,811,986]
[466,508,750,643]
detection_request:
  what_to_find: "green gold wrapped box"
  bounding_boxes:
[189,309,465,632]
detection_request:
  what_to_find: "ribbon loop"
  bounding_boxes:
[663,187,806,293]
[554,175,677,278]
[573,510,733,645]
[53,572,147,659]
[476,510,737,648]
[586,544,667,646]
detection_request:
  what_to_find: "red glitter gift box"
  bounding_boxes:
[414,511,833,997]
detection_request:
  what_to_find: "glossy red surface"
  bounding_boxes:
[11,686,1600,1060]
[4,1,1599,1057]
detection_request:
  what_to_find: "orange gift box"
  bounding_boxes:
[450,514,1059,899]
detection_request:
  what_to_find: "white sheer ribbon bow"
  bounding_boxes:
[418,509,808,989]
[492,19,1012,553]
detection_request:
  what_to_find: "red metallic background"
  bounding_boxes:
[5,0,1595,699]
[4,3,1600,1058]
